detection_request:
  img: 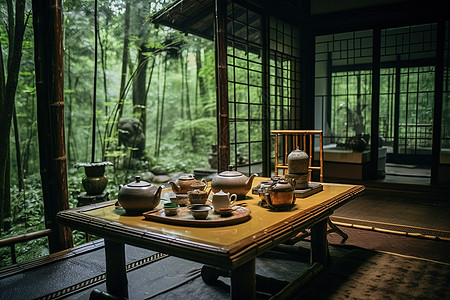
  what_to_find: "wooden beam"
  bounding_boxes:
[215,0,230,172]
[32,0,73,252]
[431,21,445,184]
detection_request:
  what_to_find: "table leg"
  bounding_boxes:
[230,259,255,300]
[105,239,128,298]
[310,218,329,267]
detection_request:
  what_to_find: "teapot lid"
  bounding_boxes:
[269,180,293,192]
[214,190,229,196]
[218,165,243,177]
[127,176,151,187]
[189,188,207,195]
[288,147,309,158]
[179,174,195,181]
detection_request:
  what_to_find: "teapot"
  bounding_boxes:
[210,165,257,200]
[187,187,211,205]
[264,179,295,209]
[169,174,207,194]
[211,190,237,212]
[118,176,163,213]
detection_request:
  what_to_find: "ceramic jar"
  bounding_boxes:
[287,148,309,174]
[75,161,113,196]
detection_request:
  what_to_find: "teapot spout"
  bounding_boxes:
[246,173,258,191]
[168,181,180,193]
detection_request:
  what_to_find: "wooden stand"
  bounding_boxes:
[271,130,347,241]
[294,183,323,198]
[271,130,324,182]
[77,192,109,207]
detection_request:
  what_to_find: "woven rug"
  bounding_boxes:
[295,249,450,299]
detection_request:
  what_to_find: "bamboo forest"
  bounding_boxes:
[0,0,220,265]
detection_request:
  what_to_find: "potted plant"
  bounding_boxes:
[339,102,368,152]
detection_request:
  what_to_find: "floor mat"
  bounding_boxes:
[295,249,450,299]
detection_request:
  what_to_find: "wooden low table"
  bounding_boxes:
[57,178,364,299]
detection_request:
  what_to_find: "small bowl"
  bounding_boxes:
[170,194,190,206]
[188,204,212,220]
[217,207,233,217]
[164,202,178,216]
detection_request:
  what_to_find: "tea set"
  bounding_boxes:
[117,155,312,220]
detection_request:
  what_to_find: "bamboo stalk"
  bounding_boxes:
[32,0,73,252]
[284,135,288,171]
[215,0,230,172]
[309,134,313,181]
[274,134,278,175]
[91,0,98,163]
[320,131,324,182]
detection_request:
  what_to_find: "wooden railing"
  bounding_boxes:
[0,229,52,264]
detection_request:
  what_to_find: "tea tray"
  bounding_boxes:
[143,205,251,227]
[294,183,323,198]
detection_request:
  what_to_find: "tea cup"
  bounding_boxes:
[163,202,178,216]
[188,204,212,220]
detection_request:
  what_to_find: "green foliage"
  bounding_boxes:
[0,174,47,267]
[1,0,253,268]
[331,70,372,142]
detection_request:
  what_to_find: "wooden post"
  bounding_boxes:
[310,218,328,267]
[319,131,324,182]
[105,239,128,298]
[215,0,230,172]
[274,134,279,175]
[231,259,256,300]
[369,27,381,180]
[431,21,445,184]
[32,0,73,252]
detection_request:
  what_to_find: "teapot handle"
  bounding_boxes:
[264,192,272,206]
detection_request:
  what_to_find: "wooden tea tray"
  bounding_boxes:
[294,183,323,198]
[143,205,251,227]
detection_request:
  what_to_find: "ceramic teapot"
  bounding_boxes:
[264,179,295,209]
[211,190,237,212]
[211,165,257,200]
[118,176,162,213]
[187,186,211,205]
[169,174,207,194]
